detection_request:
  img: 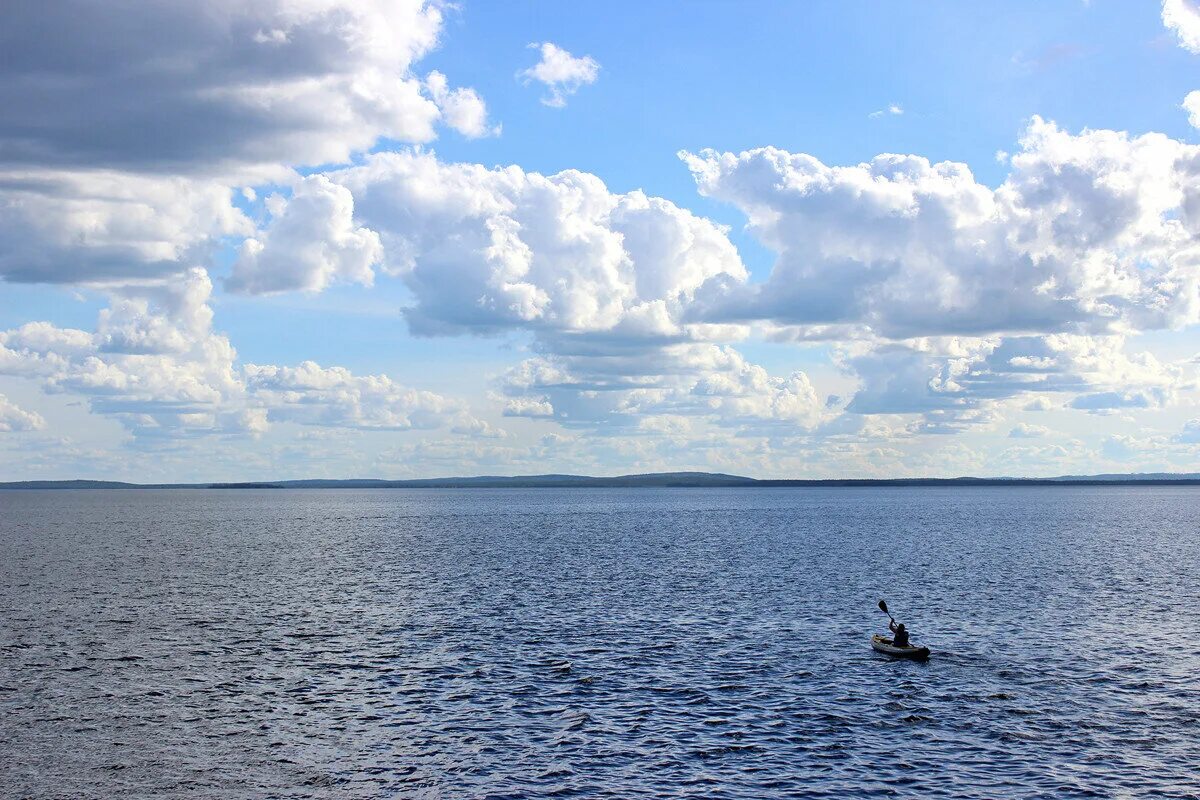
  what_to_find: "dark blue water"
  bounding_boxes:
[2,487,1199,798]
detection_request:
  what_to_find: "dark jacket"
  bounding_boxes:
[889,621,910,647]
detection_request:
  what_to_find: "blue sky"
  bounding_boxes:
[420,2,1194,185]
[2,1,1200,480]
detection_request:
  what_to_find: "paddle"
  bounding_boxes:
[878,599,895,624]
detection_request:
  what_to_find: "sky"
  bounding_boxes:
[3,0,1200,481]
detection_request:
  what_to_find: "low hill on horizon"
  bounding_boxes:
[5,471,1200,489]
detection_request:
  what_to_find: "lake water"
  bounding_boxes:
[2,487,1199,798]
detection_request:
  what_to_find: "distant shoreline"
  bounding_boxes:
[4,472,1200,490]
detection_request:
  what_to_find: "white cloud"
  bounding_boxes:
[426,71,500,139]
[244,360,471,431]
[838,333,1187,431]
[681,117,1200,339]
[519,43,600,108]
[4,0,1200,484]
[0,0,463,175]
[228,175,382,294]
[497,343,828,434]
[0,394,45,432]
[330,150,747,335]
[1174,418,1200,443]
[1009,423,1048,438]
[450,418,510,439]
[0,169,252,284]
[1,271,256,443]
[503,397,556,418]
[0,0,487,287]
[259,133,1200,446]
[1163,0,1200,53]
[315,150,837,435]
[1183,90,1200,130]
[0,323,95,377]
[2,269,474,443]
[869,103,904,119]
[96,272,221,355]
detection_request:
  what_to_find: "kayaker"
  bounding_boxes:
[889,620,910,648]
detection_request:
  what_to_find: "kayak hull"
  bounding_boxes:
[871,634,930,660]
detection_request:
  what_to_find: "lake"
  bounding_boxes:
[2,487,1199,798]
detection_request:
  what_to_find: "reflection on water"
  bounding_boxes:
[2,487,1199,798]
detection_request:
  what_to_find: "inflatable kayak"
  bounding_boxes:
[871,634,930,660]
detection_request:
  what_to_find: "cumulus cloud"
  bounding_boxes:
[1,269,473,443]
[1,270,256,442]
[1009,423,1048,438]
[96,271,222,355]
[1183,91,1200,130]
[316,150,835,434]
[228,175,382,294]
[685,349,825,429]
[682,117,1200,339]
[0,0,488,286]
[497,343,827,433]
[331,150,747,335]
[1069,391,1159,411]
[839,333,1186,431]
[678,115,1200,431]
[0,170,252,284]
[0,394,45,432]
[0,323,94,376]
[519,43,600,107]
[0,0,462,174]
[283,138,1197,443]
[503,397,556,418]
[426,71,499,138]
[1163,0,1200,53]
[245,360,472,430]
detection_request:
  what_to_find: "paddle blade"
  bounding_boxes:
[878,599,889,614]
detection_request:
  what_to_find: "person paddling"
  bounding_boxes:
[889,619,910,648]
[874,599,930,659]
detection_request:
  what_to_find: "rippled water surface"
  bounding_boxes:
[2,487,1200,798]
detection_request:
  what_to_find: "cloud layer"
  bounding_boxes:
[1,269,478,445]
[1,2,1199,479]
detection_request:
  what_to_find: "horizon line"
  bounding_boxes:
[5,470,1200,489]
